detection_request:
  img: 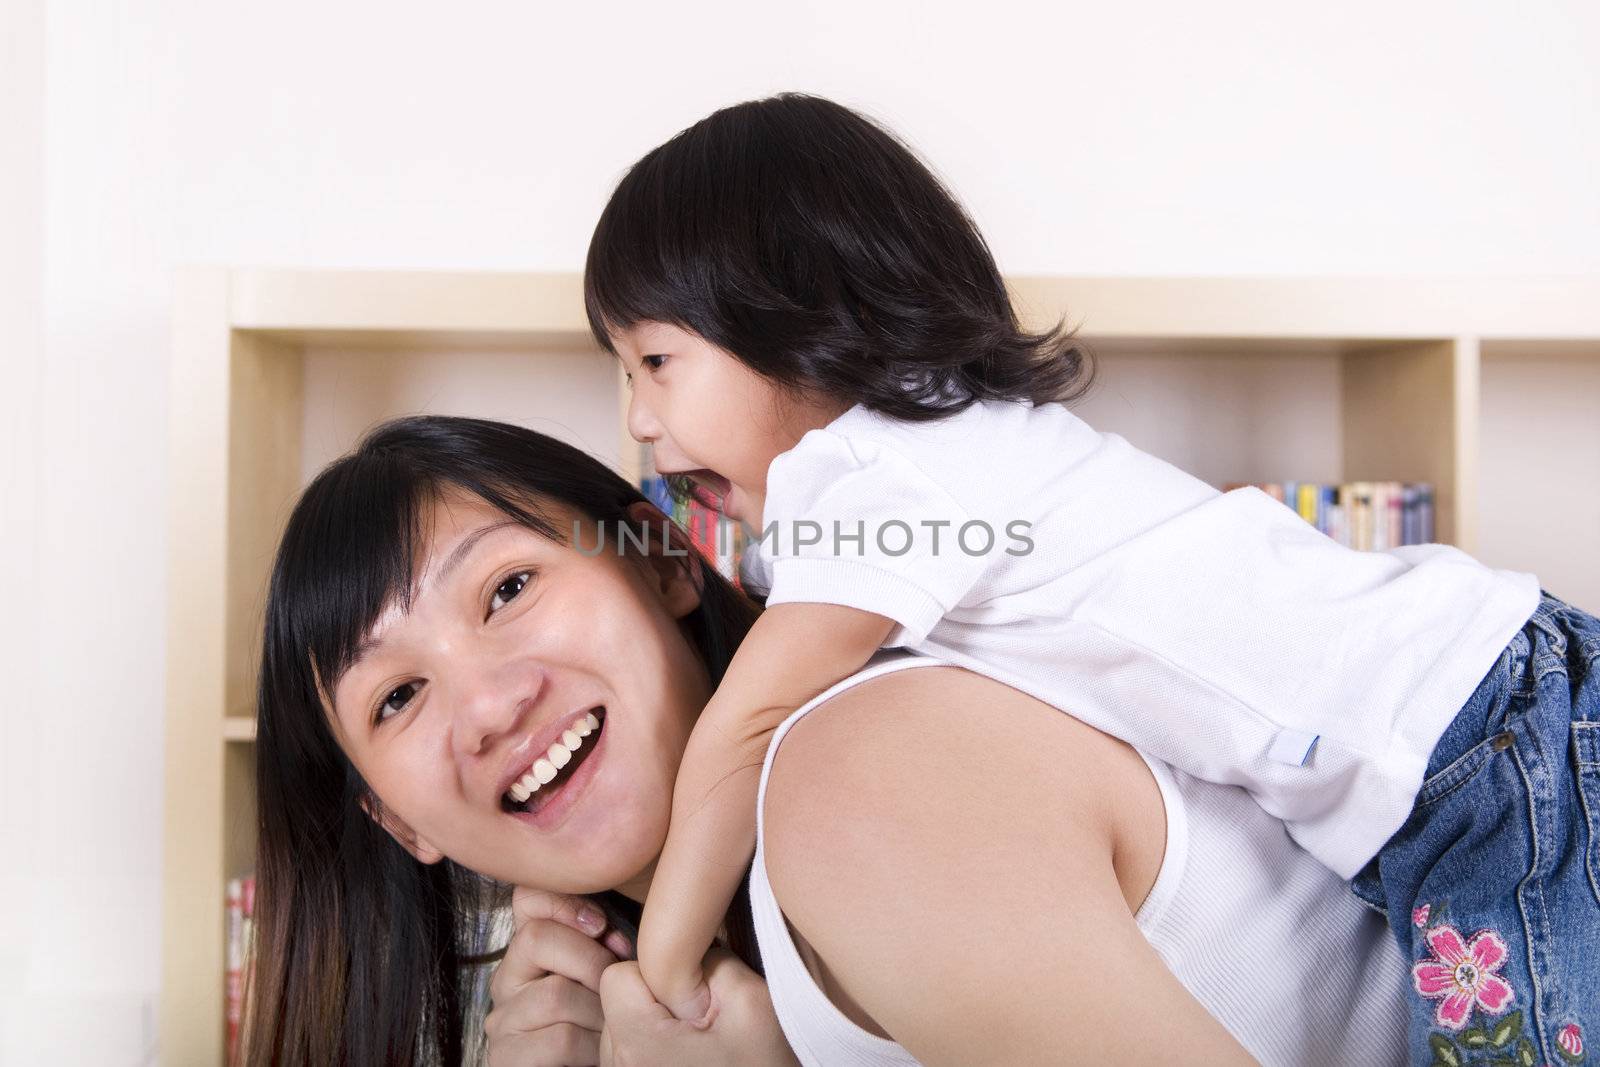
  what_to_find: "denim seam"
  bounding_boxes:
[1526,599,1570,653]
[1414,739,1500,808]
[1571,723,1600,908]
[1512,730,1555,1066]
[1530,651,1569,686]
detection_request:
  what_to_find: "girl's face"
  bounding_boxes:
[324,488,713,900]
[611,321,847,527]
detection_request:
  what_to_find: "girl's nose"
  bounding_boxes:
[626,386,661,444]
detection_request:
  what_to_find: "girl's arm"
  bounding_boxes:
[761,666,1259,1067]
[636,601,894,1021]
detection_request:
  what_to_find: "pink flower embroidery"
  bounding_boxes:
[1411,924,1515,1030]
[1557,1022,1584,1060]
[1412,904,1431,928]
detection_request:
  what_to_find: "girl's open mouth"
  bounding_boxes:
[501,708,607,821]
[690,470,731,499]
[666,469,731,511]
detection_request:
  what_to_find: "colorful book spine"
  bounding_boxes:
[1224,480,1436,551]
[225,878,243,1064]
[225,875,258,1066]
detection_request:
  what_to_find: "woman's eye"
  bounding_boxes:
[490,570,532,613]
[375,682,419,723]
[642,354,667,371]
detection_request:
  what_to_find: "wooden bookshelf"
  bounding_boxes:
[160,270,1600,1064]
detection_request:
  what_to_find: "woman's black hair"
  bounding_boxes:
[246,414,761,1066]
[585,92,1094,421]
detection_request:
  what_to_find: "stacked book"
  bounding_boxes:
[1225,481,1436,550]
[225,875,257,1065]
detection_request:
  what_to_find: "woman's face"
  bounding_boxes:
[324,487,713,899]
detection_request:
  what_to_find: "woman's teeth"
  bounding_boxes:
[506,712,600,805]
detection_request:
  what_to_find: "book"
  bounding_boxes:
[225,875,257,1066]
[1224,480,1436,551]
[225,879,243,1063]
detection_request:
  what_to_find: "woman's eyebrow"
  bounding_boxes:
[342,518,531,684]
[434,519,523,585]
[342,518,531,686]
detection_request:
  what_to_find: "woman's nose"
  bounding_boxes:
[453,660,548,757]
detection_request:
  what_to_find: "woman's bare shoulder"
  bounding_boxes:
[761,662,1147,928]
[758,664,1240,1064]
[765,664,1145,832]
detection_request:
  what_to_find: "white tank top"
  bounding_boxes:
[749,654,1410,1067]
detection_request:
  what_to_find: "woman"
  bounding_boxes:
[246,414,1407,1066]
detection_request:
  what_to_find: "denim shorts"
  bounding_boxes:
[1352,591,1600,1067]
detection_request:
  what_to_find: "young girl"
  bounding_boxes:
[587,93,1600,1060]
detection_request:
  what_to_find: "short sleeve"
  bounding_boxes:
[756,428,990,645]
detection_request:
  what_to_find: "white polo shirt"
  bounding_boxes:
[752,399,1540,878]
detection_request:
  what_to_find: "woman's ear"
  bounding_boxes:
[360,794,444,865]
[624,500,704,620]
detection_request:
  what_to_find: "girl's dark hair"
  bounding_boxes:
[245,415,761,1066]
[585,92,1094,421]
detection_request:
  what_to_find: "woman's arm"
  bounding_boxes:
[761,666,1257,1067]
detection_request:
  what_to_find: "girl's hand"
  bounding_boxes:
[484,887,634,1067]
[598,948,800,1067]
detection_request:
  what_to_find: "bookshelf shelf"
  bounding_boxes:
[221,719,257,743]
[161,270,1600,1064]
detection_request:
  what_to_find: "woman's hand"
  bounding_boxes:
[484,887,634,1067]
[598,948,800,1067]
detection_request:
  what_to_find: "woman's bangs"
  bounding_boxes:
[279,452,434,695]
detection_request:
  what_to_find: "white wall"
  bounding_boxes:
[2,0,61,1062]
[4,0,1598,1061]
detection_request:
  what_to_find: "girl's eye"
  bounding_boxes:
[490,570,532,613]
[375,682,420,724]
[642,354,667,371]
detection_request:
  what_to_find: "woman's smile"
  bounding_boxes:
[499,705,609,830]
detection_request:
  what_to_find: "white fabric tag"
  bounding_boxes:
[1268,729,1320,767]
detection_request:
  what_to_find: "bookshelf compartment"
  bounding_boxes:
[1071,336,1467,544]
[1478,340,1600,607]
[298,340,622,482]
[223,742,258,883]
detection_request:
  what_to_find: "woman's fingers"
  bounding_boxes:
[491,913,619,1005]
[597,951,800,1067]
[485,1018,600,1067]
[701,947,768,1017]
[486,890,626,1067]
[513,885,635,959]
[488,972,606,1033]
[598,961,673,1067]
[598,960,675,1025]
[512,885,609,935]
